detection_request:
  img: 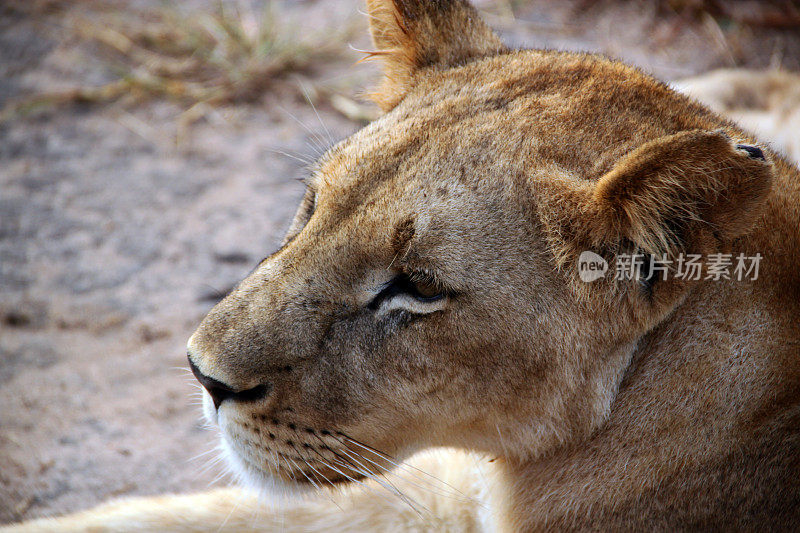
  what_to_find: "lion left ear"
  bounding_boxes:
[538,130,773,268]
[588,130,773,256]
[365,0,506,111]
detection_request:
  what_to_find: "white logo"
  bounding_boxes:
[578,251,608,283]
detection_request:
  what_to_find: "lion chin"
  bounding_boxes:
[220,439,311,498]
[203,392,310,498]
[206,390,365,500]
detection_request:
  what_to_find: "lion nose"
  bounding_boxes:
[188,355,270,410]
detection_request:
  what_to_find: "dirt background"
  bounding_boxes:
[1,0,799,525]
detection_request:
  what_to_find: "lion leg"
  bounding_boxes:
[2,451,493,533]
[2,488,263,533]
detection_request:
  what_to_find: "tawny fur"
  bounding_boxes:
[6,1,800,531]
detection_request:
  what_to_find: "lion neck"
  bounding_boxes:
[491,207,800,531]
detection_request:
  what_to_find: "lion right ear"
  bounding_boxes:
[365,0,506,111]
[538,130,773,268]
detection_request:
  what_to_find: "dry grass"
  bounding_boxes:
[570,0,800,27]
[1,1,359,121]
[657,0,800,28]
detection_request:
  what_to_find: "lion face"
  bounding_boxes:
[187,0,772,492]
[188,98,592,489]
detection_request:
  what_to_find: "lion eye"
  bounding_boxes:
[367,273,447,310]
[410,279,444,302]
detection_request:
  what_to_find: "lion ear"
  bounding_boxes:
[540,130,773,267]
[365,0,506,111]
[589,130,773,256]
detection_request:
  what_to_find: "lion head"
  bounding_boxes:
[187,0,772,493]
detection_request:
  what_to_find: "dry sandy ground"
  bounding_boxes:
[1,0,798,525]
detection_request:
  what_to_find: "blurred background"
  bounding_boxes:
[1,0,799,525]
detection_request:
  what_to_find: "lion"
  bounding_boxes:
[7,0,800,531]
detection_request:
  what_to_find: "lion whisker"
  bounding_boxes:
[287,450,346,513]
[313,453,419,516]
[333,446,413,503]
[207,467,230,486]
[285,455,323,492]
[327,455,431,518]
[287,428,342,493]
[188,447,221,463]
[268,148,315,168]
[197,455,225,477]
[327,456,425,515]
[335,441,477,504]
[323,443,432,517]
[335,433,471,500]
[299,80,334,147]
[276,104,330,157]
